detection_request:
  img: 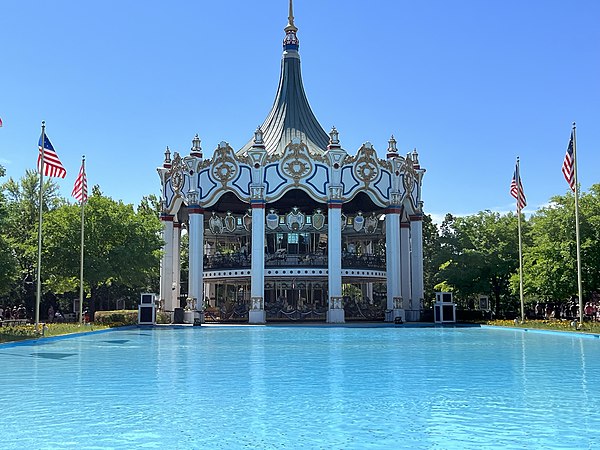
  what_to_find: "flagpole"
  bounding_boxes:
[35,121,46,332]
[572,123,584,326]
[78,156,86,324]
[516,157,525,322]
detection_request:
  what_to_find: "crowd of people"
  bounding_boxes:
[532,294,600,322]
[0,304,28,321]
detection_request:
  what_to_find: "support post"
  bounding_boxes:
[249,201,266,324]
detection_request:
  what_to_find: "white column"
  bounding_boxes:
[173,222,181,309]
[410,214,424,320]
[327,201,344,323]
[401,220,412,314]
[189,202,204,321]
[160,214,174,313]
[249,202,266,324]
[385,207,402,321]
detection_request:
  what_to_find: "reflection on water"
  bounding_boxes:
[1,326,599,449]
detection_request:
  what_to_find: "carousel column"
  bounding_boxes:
[173,221,182,310]
[160,213,175,314]
[327,197,345,323]
[364,241,374,303]
[249,201,266,324]
[400,220,412,316]
[385,206,403,321]
[410,214,424,321]
[188,191,204,323]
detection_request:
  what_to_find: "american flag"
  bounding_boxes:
[38,133,67,178]
[562,131,575,192]
[510,163,526,210]
[72,159,88,203]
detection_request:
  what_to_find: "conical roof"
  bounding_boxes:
[238,3,329,156]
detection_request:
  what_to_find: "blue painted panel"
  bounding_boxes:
[198,168,218,200]
[306,164,330,196]
[341,165,359,196]
[164,180,175,207]
[374,170,392,200]
[264,163,288,195]
[233,165,252,196]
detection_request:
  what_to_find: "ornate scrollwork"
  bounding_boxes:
[400,157,418,195]
[168,152,185,193]
[211,144,238,185]
[354,144,380,187]
[281,141,313,183]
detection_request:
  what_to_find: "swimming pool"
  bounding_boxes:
[1,325,599,449]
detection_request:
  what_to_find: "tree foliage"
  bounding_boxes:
[42,190,162,314]
[433,211,528,314]
[524,185,600,301]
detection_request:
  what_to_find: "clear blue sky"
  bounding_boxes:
[1,0,598,223]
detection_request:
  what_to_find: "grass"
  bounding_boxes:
[486,319,600,334]
[0,322,110,344]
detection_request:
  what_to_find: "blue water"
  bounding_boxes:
[1,325,600,449]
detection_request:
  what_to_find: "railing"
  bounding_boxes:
[205,251,386,271]
[265,252,327,268]
[204,253,251,269]
[341,254,386,270]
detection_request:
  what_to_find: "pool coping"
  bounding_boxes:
[481,324,600,339]
[2,323,599,348]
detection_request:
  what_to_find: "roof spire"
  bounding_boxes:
[283,0,299,50]
[285,0,297,33]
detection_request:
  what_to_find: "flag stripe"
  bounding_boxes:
[72,162,88,203]
[510,165,526,210]
[562,131,575,191]
[37,133,66,179]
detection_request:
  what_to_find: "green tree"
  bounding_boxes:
[1,169,62,308]
[422,214,441,307]
[524,185,600,302]
[0,165,18,296]
[42,189,163,317]
[434,211,526,316]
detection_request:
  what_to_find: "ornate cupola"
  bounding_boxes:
[238,0,329,157]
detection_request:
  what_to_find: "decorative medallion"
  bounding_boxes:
[401,156,418,195]
[354,144,380,187]
[266,209,279,231]
[169,152,185,193]
[281,142,313,183]
[353,211,365,232]
[211,144,238,185]
[209,213,223,234]
[286,207,305,231]
[224,212,236,233]
[243,210,252,232]
[312,209,325,231]
[365,213,378,234]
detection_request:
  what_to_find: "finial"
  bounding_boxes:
[329,126,340,146]
[388,135,397,152]
[283,0,299,49]
[254,127,264,145]
[285,0,297,32]
[163,146,172,168]
[412,148,420,168]
[191,134,202,157]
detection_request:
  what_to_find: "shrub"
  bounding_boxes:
[94,310,138,326]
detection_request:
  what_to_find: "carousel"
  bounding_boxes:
[157,2,426,324]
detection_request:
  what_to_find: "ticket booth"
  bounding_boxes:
[434,292,456,324]
[138,293,156,325]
